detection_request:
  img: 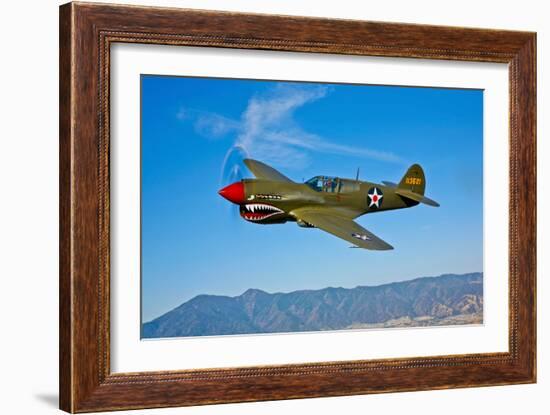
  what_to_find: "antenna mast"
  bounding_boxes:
[355,167,360,181]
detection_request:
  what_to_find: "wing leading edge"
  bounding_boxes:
[291,208,393,250]
[244,159,294,182]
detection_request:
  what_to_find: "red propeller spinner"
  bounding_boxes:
[218,181,245,204]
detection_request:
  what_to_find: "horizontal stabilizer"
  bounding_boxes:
[395,189,440,207]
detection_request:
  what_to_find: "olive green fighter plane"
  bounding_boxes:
[218,159,439,250]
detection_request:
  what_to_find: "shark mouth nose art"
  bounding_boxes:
[239,204,284,221]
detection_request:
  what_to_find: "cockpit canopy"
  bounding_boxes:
[306,176,338,192]
[305,176,360,193]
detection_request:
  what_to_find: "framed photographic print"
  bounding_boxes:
[59,2,536,412]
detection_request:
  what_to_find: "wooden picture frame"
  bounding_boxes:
[59,2,536,412]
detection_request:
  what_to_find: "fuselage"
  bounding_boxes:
[219,176,419,225]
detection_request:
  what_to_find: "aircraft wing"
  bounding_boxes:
[291,208,393,250]
[244,159,294,182]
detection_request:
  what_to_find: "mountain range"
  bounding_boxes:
[142,272,483,338]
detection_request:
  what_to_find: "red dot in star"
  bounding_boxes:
[373,195,378,202]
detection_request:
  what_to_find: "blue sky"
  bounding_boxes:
[141,75,483,322]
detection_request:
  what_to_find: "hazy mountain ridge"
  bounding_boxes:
[142,272,483,338]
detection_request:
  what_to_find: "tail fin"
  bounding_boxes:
[394,164,439,207]
[398,164,425,195]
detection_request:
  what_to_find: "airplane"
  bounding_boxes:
[218,159,439,250]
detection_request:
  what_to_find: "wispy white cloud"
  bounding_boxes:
[194,113,240,138]
[178,84,403,170]
[232,85,333,168]
[177,108,239,139]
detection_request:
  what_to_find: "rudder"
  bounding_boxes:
[398,164,425,196]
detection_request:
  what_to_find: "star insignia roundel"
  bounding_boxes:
[367,187,384,209]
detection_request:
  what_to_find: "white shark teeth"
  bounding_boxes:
[242,203,283,221]
[244,204,282,213]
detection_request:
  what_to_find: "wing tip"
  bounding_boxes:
[243,158,261,167]
[353,241,394,251]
